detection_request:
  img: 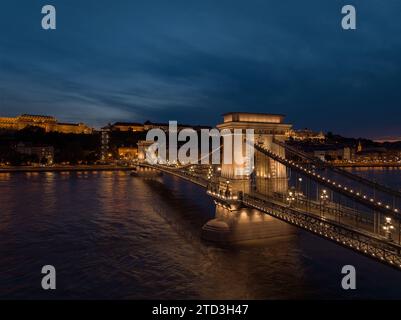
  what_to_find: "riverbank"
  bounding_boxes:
[0,165,134,173]
[331,162,401,168]
[1,163,400,173]
[283,161,401,168]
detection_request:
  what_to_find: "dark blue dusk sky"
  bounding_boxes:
[1,0,401,139]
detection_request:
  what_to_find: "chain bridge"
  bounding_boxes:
[134,112,401,270]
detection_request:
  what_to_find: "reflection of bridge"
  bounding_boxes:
[136,112,401,270]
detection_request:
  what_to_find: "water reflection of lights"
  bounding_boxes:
[0,173,10,181]
[25,172,39,178]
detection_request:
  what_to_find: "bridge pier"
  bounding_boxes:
[202,202,295,244]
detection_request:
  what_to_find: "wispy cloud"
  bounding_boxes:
[0,0,401,136]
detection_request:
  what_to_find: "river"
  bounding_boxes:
[1,168,401,299]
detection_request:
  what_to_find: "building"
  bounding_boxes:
[106,122,144,132]
[143,121,212,132]
[343,147,353,161]
[143,121,169,132]
[0,114,93,134]
[357,141,363,152]
[53,122,92,134]
[355,147,388,162]
[103,120,211,133]
[118,147,138,160]
[288,128,325,141]
[14,142,54,164]
[313,147,355,162]
[100,129,110,161]
[314,148,343,161]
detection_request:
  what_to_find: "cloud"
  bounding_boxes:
[0,0,400,137]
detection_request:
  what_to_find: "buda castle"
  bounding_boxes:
[0,114,93,134]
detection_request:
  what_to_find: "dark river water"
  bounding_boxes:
[1,168,401,299]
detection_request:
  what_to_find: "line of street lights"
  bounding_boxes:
[257,144,400,215]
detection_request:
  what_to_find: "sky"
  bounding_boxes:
[0,0,401,139]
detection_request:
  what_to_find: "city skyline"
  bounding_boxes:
[1,1,401,140]
[1,111,400,142]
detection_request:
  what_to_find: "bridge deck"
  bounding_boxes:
[138,161,401,270]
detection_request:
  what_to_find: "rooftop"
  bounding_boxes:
[112,122,143,126]
[19,114,56,119]
[222,112,286,124]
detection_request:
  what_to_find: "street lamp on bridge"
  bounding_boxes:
[320,189,329,217]
[383,217,395,241]
[286,187,296,207]
[296,177,304,200]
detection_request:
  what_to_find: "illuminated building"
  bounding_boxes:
[106,121,211,132]
[118,147,138,160]
[143,121,170,132]
[287,128,325,141]
[357,141,363,152]
[355,147,388,162]
[0,114,93,134]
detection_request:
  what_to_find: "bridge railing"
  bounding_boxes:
[254,143,401,219]
[243,192,401,269]
[273,139,401,198]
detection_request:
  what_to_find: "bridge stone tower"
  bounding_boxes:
[137,140,155,162]
[216,112,292,197]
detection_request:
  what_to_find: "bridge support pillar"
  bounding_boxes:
[202,203,295,243]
